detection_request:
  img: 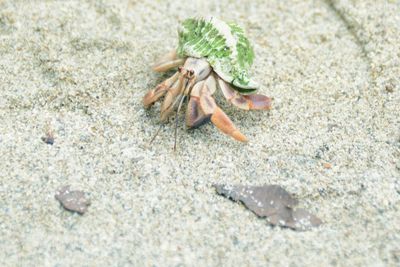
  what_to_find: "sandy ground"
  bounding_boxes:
[0,0,399,266]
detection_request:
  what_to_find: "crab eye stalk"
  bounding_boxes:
[189,70,194,77]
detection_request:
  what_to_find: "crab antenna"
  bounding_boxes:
[149,123,163,146]
[173,94,186,151]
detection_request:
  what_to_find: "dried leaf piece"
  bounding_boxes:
[284,208,323,231]
[214,184,322,231]
[55,185,90,214]
[41,134,54,145]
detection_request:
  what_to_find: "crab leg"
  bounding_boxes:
[152,50,185,72]
[187,75,248,142]
[160,76,184,121]
[209,106,248,142]
[143,72,180,108]
[217,78,272,110]
[160,74,196,122]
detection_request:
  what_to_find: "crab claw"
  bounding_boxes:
[218,78,272,110]
[186,81,211,128]
[187,76,248,142]
[152,50,185,72]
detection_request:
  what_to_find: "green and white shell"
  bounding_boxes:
[177,17,258,94]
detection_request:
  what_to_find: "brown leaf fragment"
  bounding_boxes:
[55,185,90,214]
[41,133,54,145]
[215,184,298,216]
[214,184,322,231]
[285,208,323,231]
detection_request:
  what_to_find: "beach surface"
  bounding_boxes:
[0,0,399,266]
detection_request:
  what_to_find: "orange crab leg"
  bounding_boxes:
[210,107,248,142]
[143,72,180,108]
[189,76,248,142]
[152,50,185,72]
[160,72,196,122]
[217,78,272,110]
[160,76,184,121]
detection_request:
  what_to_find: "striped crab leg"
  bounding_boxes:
[186,75,248,142]
[143,51,184,107]
[143,71,180,108]
[217,78,272,110]
[152,50,186,72]
[160,72,194,122]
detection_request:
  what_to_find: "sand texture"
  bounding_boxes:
[0,0,399,266]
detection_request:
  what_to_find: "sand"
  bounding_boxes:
[0,0,399,266]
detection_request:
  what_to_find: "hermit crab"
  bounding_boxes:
[143,17,272,146]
